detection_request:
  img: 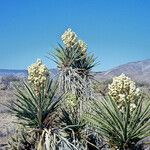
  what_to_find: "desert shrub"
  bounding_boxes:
[86,74,150,150]
[6,60,63,132]
[38,93,100,150]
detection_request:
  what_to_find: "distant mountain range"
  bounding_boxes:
[0,69,27,77]
[94,59,150,83]
[0,69,58,78]
[0,59,150,83]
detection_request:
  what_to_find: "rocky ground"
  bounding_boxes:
[0,90,17,149]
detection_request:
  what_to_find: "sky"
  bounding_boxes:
[0,0,150,71]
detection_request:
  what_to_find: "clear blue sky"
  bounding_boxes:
[0,0,150,71]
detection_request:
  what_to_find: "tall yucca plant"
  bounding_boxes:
[49,29,96,97]
[85,95,150,150]
[6,79,62,129]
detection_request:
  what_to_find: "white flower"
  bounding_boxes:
[28,59,49,91]
[61,28,78,48]
[61,28,88,56]
[118,94,125,101]
[78,40,87,54]
[130,103,136,111]
[108,74,140,110]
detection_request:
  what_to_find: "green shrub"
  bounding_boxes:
[6,79,62,130]
[86,95,150,149]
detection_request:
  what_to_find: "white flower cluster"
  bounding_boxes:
[61,28,78,48]
[28,59,49,90]
[65,93,77,108]
[78,40,87,54]
[108,73,140,111]
[61,28,87,55]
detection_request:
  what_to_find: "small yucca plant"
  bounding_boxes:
[6,78,62,130]
[37,93,98,150]
[58,93,87,149]
[55,93,101,150]
[6,78,63,150]
[6,59,63,131]
[86,95,150,150]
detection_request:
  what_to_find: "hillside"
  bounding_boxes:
[95,59,150,83]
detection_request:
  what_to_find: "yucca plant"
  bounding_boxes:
[49,29,96,98]
[48,29,97,123]
[53,92,101,150]
[60,109,85,139]
[6,78,62,130]
[37,93,96,150]
[58,108,103,150]
[46,29,98,149]
[51,44,96,97]
[58,93,87,149]
[85,95,150,150]
[36,104,87,150]
[39,109,93,150]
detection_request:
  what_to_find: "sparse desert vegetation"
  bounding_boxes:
[0,29,150,150]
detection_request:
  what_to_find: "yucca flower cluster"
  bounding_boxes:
[108,73,140,110]
[61,28,87,55]
[61,28,78,48]
[65,93,77,108]
[28,59,49,92]
[78,40,87,55]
